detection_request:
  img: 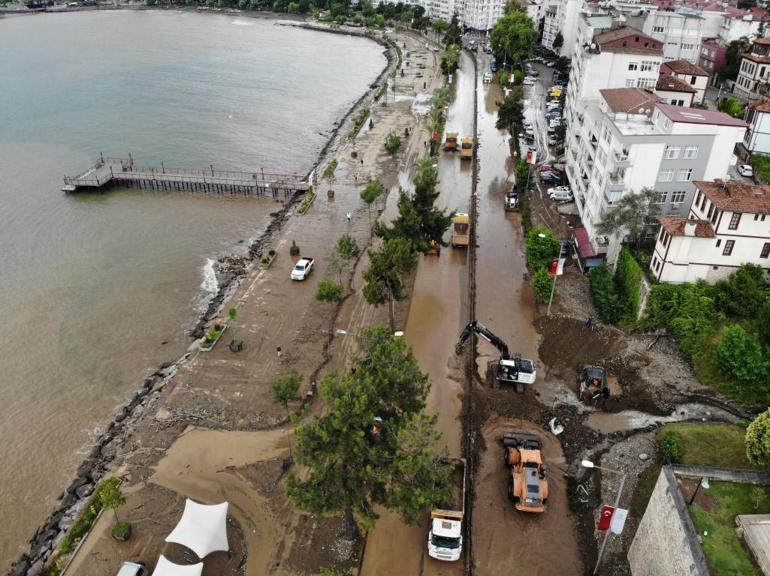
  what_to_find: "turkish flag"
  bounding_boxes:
[432,130,439,142]
[598,505,615,531]
[549,259,559,276]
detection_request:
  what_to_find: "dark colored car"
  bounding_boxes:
[539,171,562,183]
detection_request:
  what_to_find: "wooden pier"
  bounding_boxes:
[62,155,310,198]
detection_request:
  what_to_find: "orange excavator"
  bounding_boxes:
[501,432,549,513]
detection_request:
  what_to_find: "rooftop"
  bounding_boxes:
[656,103,748,127]
[695,179,770,214]
[756,36,770,46]
[743,52,770,64]
[658,216,715,238]
[656,75,697,93]
[593,26,663,55]
[749,98,770,113]
[662,59,709,77]
[601,88,661,113]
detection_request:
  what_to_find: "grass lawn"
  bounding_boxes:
[657,422,758,470]
[751,154,770,184]
[690,482,770,576]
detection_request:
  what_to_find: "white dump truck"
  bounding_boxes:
[427,458,466,562]
[290,257,314,281]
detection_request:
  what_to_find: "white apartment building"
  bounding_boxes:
[567,88,747,257]
[719,7,767,44]
[371,0,504,31]
[642,7,704,64]
[651,180,770,283]
[541,0,583,56]
[660,58,709,104]
[743,99,770,155]
[735,37,770,97]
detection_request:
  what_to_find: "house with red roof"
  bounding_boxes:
[660,58,709,104]
[735,37,770,97]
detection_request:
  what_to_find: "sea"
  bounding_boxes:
[0,10,386,567]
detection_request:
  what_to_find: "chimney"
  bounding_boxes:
[684,220,697,236]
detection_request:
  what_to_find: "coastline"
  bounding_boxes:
[6,16,397,576]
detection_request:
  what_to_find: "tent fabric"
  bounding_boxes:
[151,555,203,576]
[574,228,598,259]
[165,499,229,558]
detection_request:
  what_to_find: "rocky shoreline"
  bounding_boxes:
[7,19,397,576]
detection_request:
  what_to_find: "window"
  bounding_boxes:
[761,243,770,258]
[637,78,656,89]
[695,190,702,205]
[707,203,715,220]
[676,169,692,182]
[653,25,664,33]
[641,61,657,72]
[683,145,699,159]
[657,191,668,203]
[626,78,636,87]
[763,215,767,221]
[658,169,674,182]
[728,212,741,230]
[690,75,697,84]
[664,145,680,159]
[716,239,722,248]
[723,239,735,256]
[671,190,686,203]
[628,62,638,71]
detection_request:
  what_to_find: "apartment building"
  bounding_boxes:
[743,99,770,155]
[541,0,583,56]
[698,40,727,80]
[651,180,770,283]
[660,58,709,103]
[718,6,768,44]
[642,7,704,64]
[567,88,747,257]
[735,37,770,97]
[371,0,505,31]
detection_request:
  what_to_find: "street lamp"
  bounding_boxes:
[581,459,628,575]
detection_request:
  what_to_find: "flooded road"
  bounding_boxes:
[360,51,475,576]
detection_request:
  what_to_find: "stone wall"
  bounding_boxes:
[627,467,710,576]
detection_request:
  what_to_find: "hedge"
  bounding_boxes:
[615,248,643,320]
[588,264,626,324]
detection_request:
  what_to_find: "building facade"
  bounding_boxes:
[734,37,770,97]
[744,99,770,154]
[655,74,696,106]
[719,7,767,44]
[642,7,705,64]
[541,0,583,56]
[698,40,727,81]
[651,180,770,283]
[660,58,709,103]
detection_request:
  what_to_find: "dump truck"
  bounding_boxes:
[444,132,459,152]
[460,138,474,160]
[455,321,537,391]
[427,458,466,562]
[451,213,470,247]
[501,432,548,513]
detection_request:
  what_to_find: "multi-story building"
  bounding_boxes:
[463,0,506,31]
[743,99,770,155]
[567,87,747,257]
[718,6,768,44]
[660,58,709,103]
[735,37,770,97]
[642,7,705,64]
[698,39,727,81]
[541,0,583,56]
[651,180,770,283]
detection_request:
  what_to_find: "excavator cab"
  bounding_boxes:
[578,365,610,404]
[501,432,548,513]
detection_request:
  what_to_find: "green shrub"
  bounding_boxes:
[615,248,643,320]
[520,199,532,234]
[589,264,625,324]
[658,430,683,463]
[525,226,560,272]
[746,409,770,471]
[111,520,131,540]
[714,325,769,386]
[713,264,768,320]
[532,268,554,303]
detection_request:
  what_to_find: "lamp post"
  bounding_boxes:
[581,459,627,575]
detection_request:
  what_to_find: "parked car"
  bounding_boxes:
[483,72,493,84]
[548,185,571,196]
[505,188,520,211]
[548,135,561,146]
[539,171,562,183]
[738,164,754,177]
[291,257,315,281]
[117,562,147,576]
[550,190,574,202]
[523,76,535,85]
[538,164,563,175]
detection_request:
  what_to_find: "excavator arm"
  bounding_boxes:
[455,321,510,359]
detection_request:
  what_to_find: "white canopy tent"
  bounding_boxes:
[151,555,203,576]
[165,499,229,558]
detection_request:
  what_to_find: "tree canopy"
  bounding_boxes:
[444,13,462,48]
[285,325,451,532]
[490,7,537,68]
[597,188,660,247]
[746,409,770,471]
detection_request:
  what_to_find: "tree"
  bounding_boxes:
[431,17,448,38]
[323,158,338,192]
[490,7,537,68]
[100,477,125,523]
[746,408,770,471]
[525,226,560,272]
[285,325,452,537]
[496,87,524,131]
[361,179,385,220]
[553,31,563,50]
[272,370,303,455]
[714,325,768,386]
[718,96,745,118]
[721,38,750,82]
[714,264,768,320]
[532,268,554,303]
[596,188,660,247]
[316,278,345,337]
[444,13,462,48]
[554,56,570,72]
[385,133,402,156]
[441,43,461,76]
[363,237,418,330]
[327,233,362,283]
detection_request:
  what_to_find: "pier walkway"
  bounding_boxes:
[62,155,310,197]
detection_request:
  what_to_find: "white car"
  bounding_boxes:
[523,76,535,85]
[550,190,574,202]
[548,186,571,196]
[737,164,754,177]
[117,562,147,576]
[483,72,493,84]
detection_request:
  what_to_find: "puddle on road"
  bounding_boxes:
[585,403,740,434]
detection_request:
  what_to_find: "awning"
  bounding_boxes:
[165,499,229,559]
[151,555,203,576]
[574,228,598,259]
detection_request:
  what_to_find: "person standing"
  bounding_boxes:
[346,212,351,222]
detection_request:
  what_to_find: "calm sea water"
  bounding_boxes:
[0,11,385,567]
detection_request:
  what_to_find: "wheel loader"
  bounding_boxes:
[501,432,548,513]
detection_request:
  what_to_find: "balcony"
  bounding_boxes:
[613,151,631,168]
